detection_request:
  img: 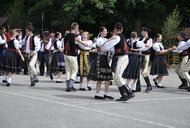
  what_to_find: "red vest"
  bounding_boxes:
[114,33,128,56]
[25,36,35,51]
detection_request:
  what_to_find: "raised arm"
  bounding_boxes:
[75,37,88,47]
[101,35,121,52]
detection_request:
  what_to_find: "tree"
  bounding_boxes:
[7,0,28,29]
[161,7,182,48]
[27,0,116,33]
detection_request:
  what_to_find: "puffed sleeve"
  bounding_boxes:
[88,40,93,47]
[153,43,161,52]
[14,40,20,50]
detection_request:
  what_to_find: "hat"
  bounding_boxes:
[16,28,22,31]
[43,32,49,37]
[178,32,187,39]
[0,26,5,30]
[141,27,151,32]
[114,22,123,30]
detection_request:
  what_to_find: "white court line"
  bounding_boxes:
[76,96,190,106]
[0,90,175,128]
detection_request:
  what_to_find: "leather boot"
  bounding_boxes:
[116,87,128,101]
[144,77,152,93]
[121,85,135,101]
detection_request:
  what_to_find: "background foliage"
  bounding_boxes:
[0,0,189,42]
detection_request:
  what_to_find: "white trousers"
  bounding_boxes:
[114,55,129,87]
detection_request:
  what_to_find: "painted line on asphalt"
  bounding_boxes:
[76,96,190,106]
[0,90,175,128]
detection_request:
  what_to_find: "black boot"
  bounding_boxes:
[178,79,188,89]
[185,86,190,91]
[136,79,141,92]
[50,73,53,81]
[178,76,183,88]
[116,87,128,101]
[122,85,135,101]
[144,77,152,93]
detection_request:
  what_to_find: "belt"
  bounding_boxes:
[129,51,140,55]
[80,50,90,55]
[7,48,17,52]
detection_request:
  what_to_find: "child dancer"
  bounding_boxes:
[77,31,93,91]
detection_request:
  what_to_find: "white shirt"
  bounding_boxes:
[61,38,64,49]
[75,35,82,45]
[8,38,20,50]
[78,40,93,50]
[152,42,164,52]
[50,37,56,50]
[0,33,6,45]
[22,35,41,54]
[40,40,52,52]
[173,41,188,53]
[17,35,23,48]
[101,36,120,52]
[96,37,107,46]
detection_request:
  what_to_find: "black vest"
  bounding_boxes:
[180,48,190,56]
[54,40,59,50]
[139,37,151,55]
[132,41,138,49]
[7,39,16,51]
[114,33,128,56]
[64,33,78,56]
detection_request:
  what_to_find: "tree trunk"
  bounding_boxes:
[134,15,142,35]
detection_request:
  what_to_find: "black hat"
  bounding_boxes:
[43,32,49,37]
[114,22,123,30]
[0,26,5,30]
[141,27,151,32]
[49,30,55,34]
[178,32,187,39]
[35,31,41,35]
[16,28,22,31]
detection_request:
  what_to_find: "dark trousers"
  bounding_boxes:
[20,52,28,74]
[16,53,21,73]
[39,52,50,75]
[0,49,6,74]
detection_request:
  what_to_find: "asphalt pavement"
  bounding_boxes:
[0,69,190,128]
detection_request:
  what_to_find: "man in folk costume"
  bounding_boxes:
[0,26,7,75]
[173,37,190,91]
[173,32,189,89]
[64,22,89,92]
[22,26,40,86]
[139,27,153,93]
[101,22,135,101]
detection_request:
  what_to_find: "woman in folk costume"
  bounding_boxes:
[50,32,65,83]
[150,34,176,88]
[39,32,51,76]
[2,30,25,87]
[88,27,114,99]
[77,31,93,91]
[122,31,142,92]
